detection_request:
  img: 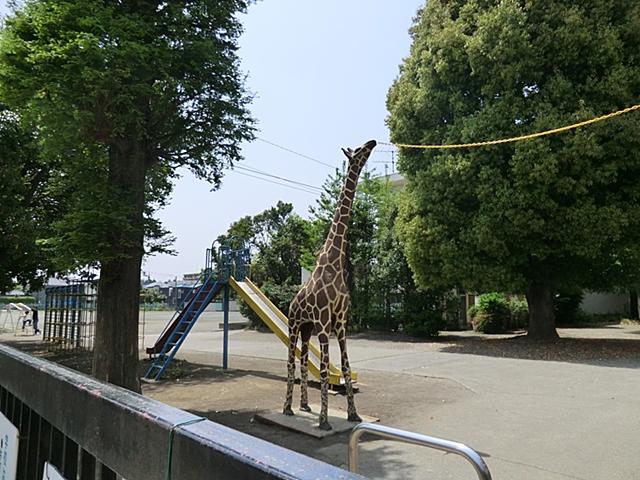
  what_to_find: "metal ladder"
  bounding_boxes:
[144,276,222,380]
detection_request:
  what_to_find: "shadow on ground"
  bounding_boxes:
[1,339,95,374]
[188,408,415,479]
[142,360,289,388]
[436,334,640,369]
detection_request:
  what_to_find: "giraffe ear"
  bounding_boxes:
[341,148,353,160]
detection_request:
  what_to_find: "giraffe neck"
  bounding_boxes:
[320,162,363,265]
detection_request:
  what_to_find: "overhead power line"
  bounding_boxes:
[235,165,322,192]
[231,170,319,195]
[257,137,335,168]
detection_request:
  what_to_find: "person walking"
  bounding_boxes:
[31,306,40,334]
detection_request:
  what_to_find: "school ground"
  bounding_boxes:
[3,315,639,479]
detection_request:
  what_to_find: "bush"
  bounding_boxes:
[553,291,584,325]
[472,312,505,334]
[404,309,445,337]
[471,292,510,333]
[508,298,529,329]
[442,291,464,330]
[0,296,35,305]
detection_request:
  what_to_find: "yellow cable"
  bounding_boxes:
[381,103,640,150]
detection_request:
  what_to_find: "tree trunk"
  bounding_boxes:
[93,141,146,393]
[629,290,639,320]
[525,282,559,339]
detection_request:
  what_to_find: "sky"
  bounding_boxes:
[0,1,425,281]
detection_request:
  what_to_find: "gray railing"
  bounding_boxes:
[0,344,364,480]
[348,422,492,480]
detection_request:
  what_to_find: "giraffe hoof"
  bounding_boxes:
[299,404,312,413]
[348,413,362,422]
[283,407,294,416]
[318,421,333,431]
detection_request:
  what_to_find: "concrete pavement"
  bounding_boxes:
[161,321,639,480]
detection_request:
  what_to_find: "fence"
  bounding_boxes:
[0,344,363,480]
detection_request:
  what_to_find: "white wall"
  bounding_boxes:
[580,292,628,315]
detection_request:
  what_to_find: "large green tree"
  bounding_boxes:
[387,0,640,339]
[0,107,58,292]
[0,1,254,390]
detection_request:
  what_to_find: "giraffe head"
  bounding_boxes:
[341,139,377,171]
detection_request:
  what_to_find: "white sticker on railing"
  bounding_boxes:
[0,412,19,480]
[42,462,66,480]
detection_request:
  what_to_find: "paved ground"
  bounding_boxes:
[3,313,639,479]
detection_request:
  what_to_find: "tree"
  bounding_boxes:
[140,287,166,306]
[629,290,639,320]
[371,183,454,336]
[0,1,254,390]
[387,0,640,339]
[217,202,313,326]
[0,107,58,293]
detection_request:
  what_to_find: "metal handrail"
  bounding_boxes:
[348,423,492,480]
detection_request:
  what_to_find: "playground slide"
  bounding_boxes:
[146,277,223,355]
[229,277,356,386]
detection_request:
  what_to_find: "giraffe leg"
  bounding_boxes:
[282,324,299,416]
[299,323,312,412]
[336,324,361,422]
[318,333,332,430]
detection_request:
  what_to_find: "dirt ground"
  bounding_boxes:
[144,355,470,471]
[5,342,470,471]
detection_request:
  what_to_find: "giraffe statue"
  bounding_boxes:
[283,139,377,430]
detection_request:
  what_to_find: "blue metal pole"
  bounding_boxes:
[223,282,230,370]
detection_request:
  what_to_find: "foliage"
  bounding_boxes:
[508,297,529,329]
[0,0,255,269]
[387,0,640,339]
[405,309,446,337]
[468,293,529,332]
[218,202,313,329]
[0,295,36,305]
[0,108,58,292]
[553,291,585,325]
[139,288,166,305]
[0,0,254,390]
[304,169,455,336]
[471,293,510,333]
[220,169,454,337]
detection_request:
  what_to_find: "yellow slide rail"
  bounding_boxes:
[229,277,355,386]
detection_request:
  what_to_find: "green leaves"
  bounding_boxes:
[0,107,55,291]
[388,0,640,297]
[217,202,312,327]
[0,0,255,273]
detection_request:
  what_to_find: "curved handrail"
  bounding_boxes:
[348,423,492,480]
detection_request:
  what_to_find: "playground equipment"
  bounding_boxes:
[231,277,350,385]
[43,281,97,351]
[144,242,355,385]
[0,303,31,334]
